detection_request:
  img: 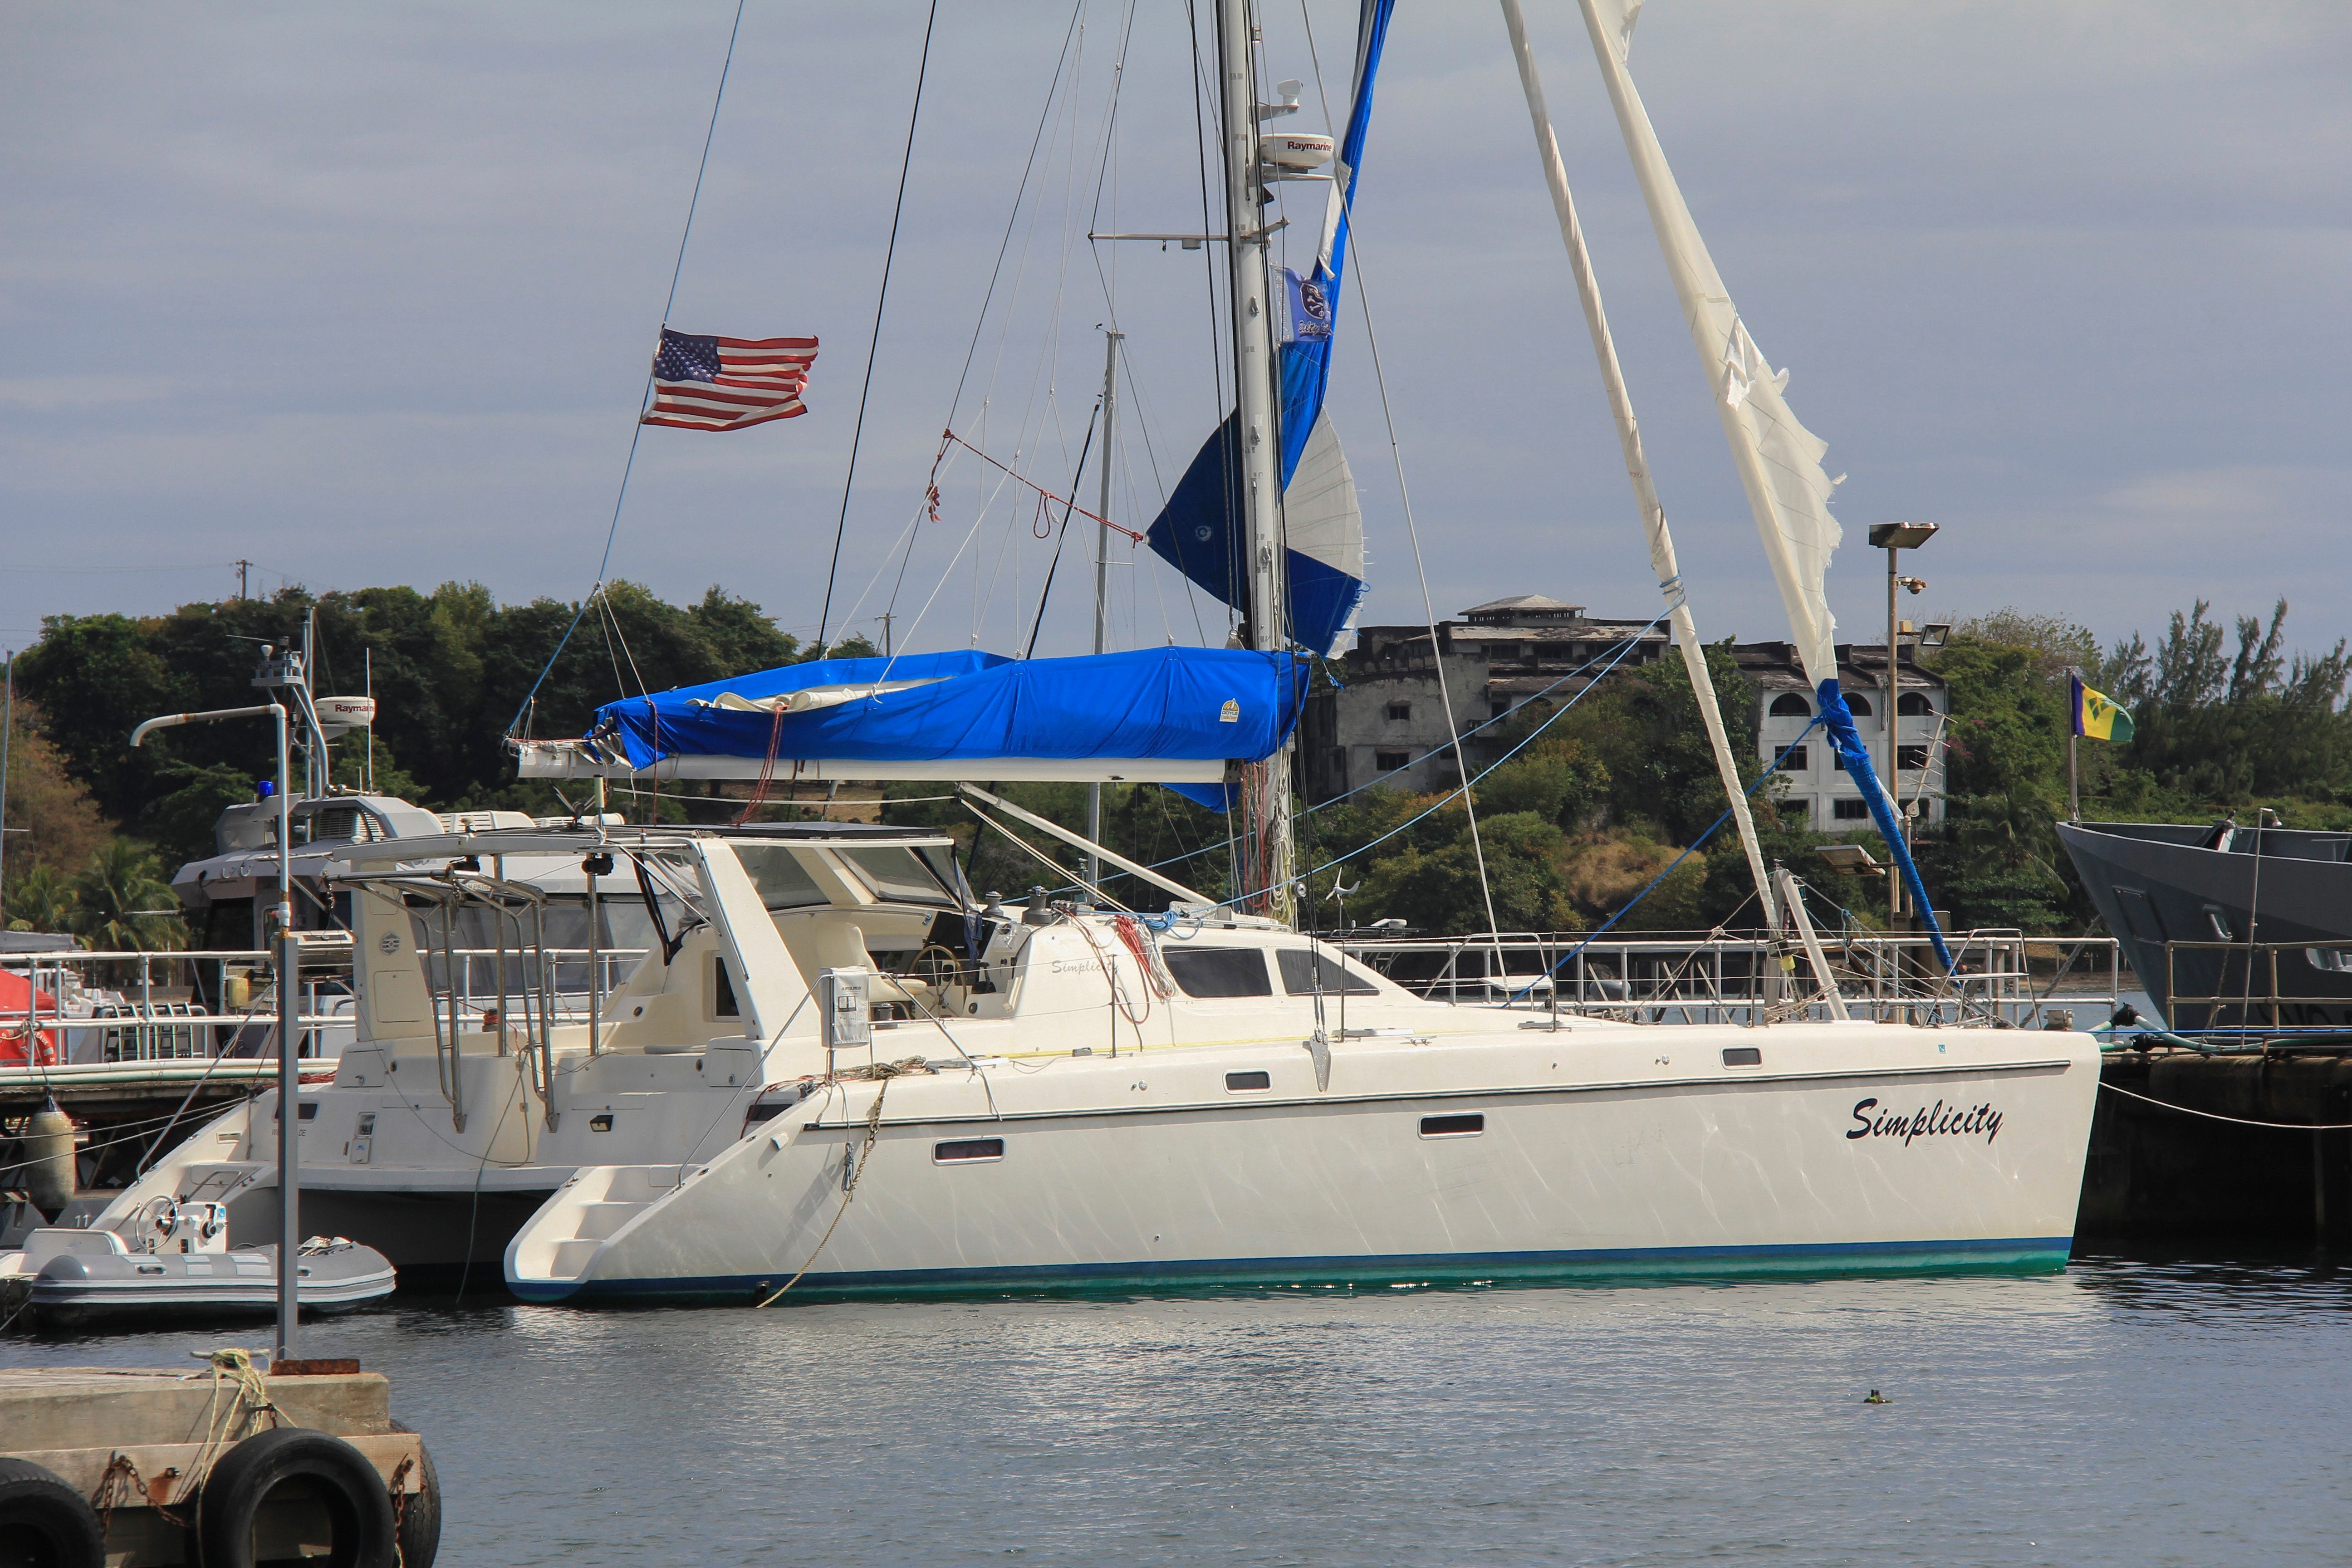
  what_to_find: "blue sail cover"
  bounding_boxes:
[584,647,1305,805]
[1145,0,1396,658]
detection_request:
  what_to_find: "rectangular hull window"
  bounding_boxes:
[1419,1113,1484,1138]
[1721,1047,1762,1067]
[1163,947,1274,998]
[934,1138,1005,1165]
[1225,1071,1272,1091]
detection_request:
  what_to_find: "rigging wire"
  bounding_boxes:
[1022,397,1106,657]
[1286,1,1503,952]
[814,0,941,655]
[505,0,746,735]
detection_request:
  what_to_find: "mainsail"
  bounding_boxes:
[1573,0,1954,970]
[1146,0,1395,658]
[512,647,1305,796]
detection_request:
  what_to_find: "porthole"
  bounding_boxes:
[1419,1113,1484,1138]
[934,1137,1005,1165]
[1225,1071,1272,1092]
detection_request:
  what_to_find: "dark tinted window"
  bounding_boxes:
[934,1138,1004,1164]
[1768,693,1812,717]
[1721,1046,1762,1067]
[1163,947,1272,998]
[1777,746,1808,773]
[1225,1070,1272,1091]
[1276,949,1377,996]
[1419,1113,1484,1137]
[1844,694,1873,717]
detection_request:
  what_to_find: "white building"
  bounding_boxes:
[1734,641,1948,832]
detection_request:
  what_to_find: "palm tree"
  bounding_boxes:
[68,841,187,960]
[5,863,75,934]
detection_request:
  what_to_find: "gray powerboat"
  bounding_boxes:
[2056,818,2352,1031]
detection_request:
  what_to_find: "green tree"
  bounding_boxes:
[67,841,186,956]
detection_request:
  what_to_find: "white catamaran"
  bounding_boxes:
[94,0,2099,1304]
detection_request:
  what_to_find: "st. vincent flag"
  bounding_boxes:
[2071,673,2135,743]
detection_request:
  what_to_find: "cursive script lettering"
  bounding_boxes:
[1846,1096,2003,1146]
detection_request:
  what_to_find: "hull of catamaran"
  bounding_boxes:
[506,1019,2099,1303]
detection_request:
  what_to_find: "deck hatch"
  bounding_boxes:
[934,1137,1005,1165]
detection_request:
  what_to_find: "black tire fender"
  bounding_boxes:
[0,1455,106,1568]
[389,1420,442,1568]
[194,1426,397,1568]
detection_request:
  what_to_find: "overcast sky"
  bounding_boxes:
[6,1,2348,678]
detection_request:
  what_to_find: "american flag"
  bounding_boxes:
[640,328,818,431]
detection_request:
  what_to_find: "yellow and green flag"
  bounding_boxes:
[2070,673,2135,742]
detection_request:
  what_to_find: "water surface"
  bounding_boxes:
[8,1253,2345,1566]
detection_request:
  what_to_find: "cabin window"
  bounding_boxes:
[1162,946,1273,998]
[1778,746,1808,773]
[1225,1070,1273,1092]
[1385,701,1413,722]
[734,845,828,911]
[1898,744,1932,772]
[1375,750,1411,772]
[1768,693,1812,717]
[1276,949,1378,996]
[1897,692,1935,716]
[271,1101,320,1123]
[589,1113,614,1132]
[842,846,955,905]
[1833,799,1871,821]
[1419,1113,1484,1138]
[712,957,740,1019]
[934,1137,1004,1165]
[1722,1046,1762,1067]
[1844,694,1873,717]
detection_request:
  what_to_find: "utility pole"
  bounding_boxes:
[1868,521,1936,926]
[1218,0,1294,925]
[872,611,894,658]
[235,559,252,600]
[1085,328,1122,901]
[0,650,13,925]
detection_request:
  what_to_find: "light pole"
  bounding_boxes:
[132,695,297,1360]
[1867,522,1936,926]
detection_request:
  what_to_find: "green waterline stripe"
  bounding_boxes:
[513,1236,2073,1305]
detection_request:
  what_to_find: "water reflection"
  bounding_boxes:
[6,1259,2349,1566]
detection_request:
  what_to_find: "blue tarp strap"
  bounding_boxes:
[1817,678,1955,974]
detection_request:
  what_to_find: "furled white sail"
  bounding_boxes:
[1283,410,1368,650]
[1572,0,1841,691]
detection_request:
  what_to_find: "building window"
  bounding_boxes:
[1897,691,1934,716]
[1832,750,1847,771]
[1385,701,1412,722]
[1490,699,1511,719]
[1843,693,1873,717]
[1898,744,1931,771]
[1833,798,1871,820]
[1777,746,1808,773]
[1768,693,1812,717]
[1375,750,1411,772]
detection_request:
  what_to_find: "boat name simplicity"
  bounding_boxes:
[1847,1097,2005,1147]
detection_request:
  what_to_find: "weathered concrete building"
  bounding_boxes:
[1301,593,1947,832]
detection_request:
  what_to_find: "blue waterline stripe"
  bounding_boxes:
[515,1235,2073,1304]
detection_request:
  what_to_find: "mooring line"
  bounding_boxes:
[2099,1078,2352,1131]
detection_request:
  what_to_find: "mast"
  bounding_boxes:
[1217,0,1295,923]
[1498,0,1778,933]
[1085,327,1122,900]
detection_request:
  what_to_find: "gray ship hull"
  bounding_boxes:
[2057,820,2352,1031]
